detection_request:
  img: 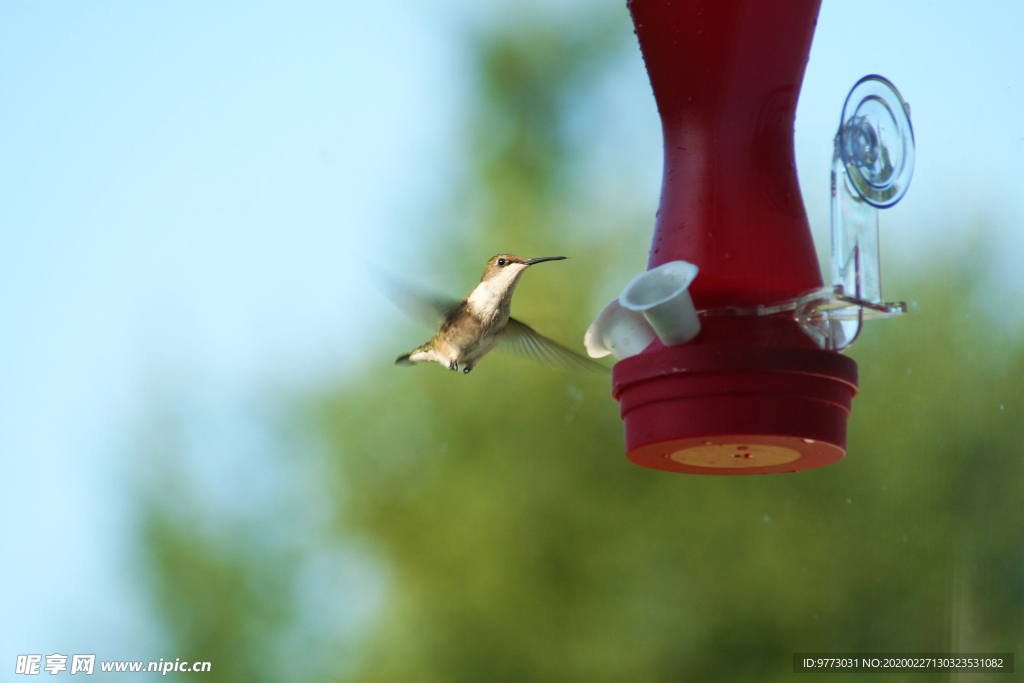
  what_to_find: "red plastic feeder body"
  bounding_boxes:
[614,0,858,475]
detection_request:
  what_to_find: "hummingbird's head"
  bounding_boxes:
[480,254,566,284]
[467,254,567,316]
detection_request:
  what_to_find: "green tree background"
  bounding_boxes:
[136,9,1024,682]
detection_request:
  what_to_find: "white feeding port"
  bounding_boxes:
[619,260,701,346]
[584,299,656,360]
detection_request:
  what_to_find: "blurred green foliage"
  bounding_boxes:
[142,509,294,683]
[139,8,1024,682]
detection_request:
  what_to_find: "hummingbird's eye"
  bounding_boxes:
[498,258,506,266]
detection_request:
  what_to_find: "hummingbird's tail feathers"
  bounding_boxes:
[499,318,611,375]
[395,341,441,367]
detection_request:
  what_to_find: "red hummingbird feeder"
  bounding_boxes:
[585,0,914,474]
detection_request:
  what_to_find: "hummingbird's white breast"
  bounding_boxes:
[466,264,528,322]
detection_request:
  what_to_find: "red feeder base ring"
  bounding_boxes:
[627,435,844,475]
[612,344,858,475]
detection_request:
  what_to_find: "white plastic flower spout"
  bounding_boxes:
[584,299,656,360]
[619,261,701,346]
[585,260,701,360]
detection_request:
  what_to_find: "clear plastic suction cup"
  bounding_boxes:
[839,76,915,208]
[817,75,914,349]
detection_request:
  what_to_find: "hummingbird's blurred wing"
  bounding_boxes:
[375,272,462,327]
[500,318,610,374]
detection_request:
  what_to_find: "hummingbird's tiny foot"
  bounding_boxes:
[448,360,459,371]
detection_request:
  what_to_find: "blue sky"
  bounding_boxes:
[2,0,1023,665]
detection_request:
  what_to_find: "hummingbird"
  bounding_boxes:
[392,254,608,375]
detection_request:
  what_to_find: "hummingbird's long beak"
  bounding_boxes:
[523,256,567,266]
